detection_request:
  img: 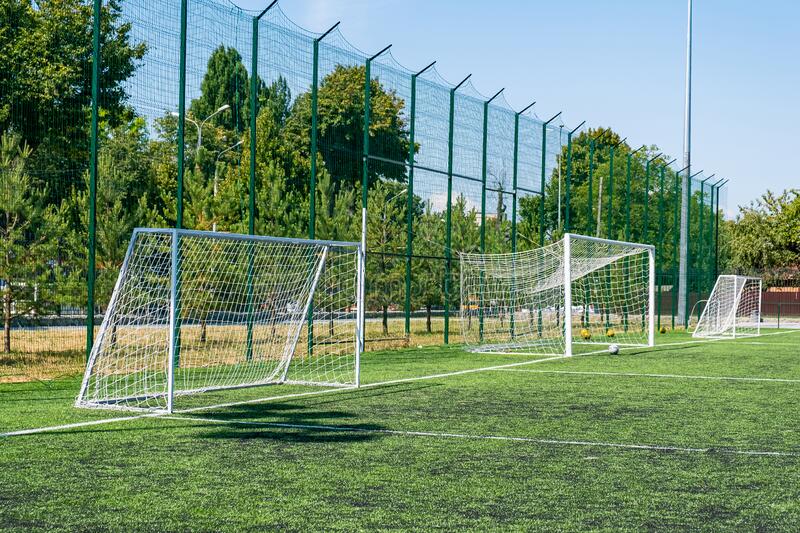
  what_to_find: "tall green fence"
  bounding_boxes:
[0,0,727,362]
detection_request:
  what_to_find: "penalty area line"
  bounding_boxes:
[161,415,800,458]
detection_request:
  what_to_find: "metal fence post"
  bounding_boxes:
[587,139,595,236]
[249,3,277,362]
[657,165,666,330]
[309,21,340,240]
[86,0,101,362]
[672,165,688,329]
[540,113,561,246]
[478,89,503,341]
[405,61,436,337]
[171,0,188,369]
[362,45,392,344]
[444,74,471,344]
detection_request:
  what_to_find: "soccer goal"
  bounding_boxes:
[693,275,762,339]
[459,233,655,356]
[76,229,364,413]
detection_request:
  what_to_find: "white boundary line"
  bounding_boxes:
[0,355,563,438]
[0,414,162,437]
[723,342,800,347]
[2,329,797,438]
[494,369,800,383]
[160,415,800,458]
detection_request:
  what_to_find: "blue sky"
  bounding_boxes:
[235,0,799,214]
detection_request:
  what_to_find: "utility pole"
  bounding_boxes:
[678,0,693,327]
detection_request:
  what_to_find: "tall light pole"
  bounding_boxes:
[678,0,693,326]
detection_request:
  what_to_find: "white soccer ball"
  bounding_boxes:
[608,344,620,355]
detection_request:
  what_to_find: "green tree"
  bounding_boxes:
[725,189,800,273]
[64,119,156,310]
[214,78,303,236]
[0,134,62,352]
[366,181,407,335]
[412,204,445,333]
[285,65,410,197]
[0,0,145,199]
[190,46,250,134]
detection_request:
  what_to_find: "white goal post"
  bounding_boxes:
[693,275,762,339]
[459,233,655,356]
[77,228,364,413]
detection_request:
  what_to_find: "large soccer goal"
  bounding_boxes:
[77,229,364,413]
[693,275,762,339]
[459,233,655,356]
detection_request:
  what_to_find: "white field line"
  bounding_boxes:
[0,414,161,437]
[494,369,800,384]
[176,355,566,414]
[723,342,800,347]
[160,415,800,458]
[0,355,563,438]
[3,329,797,438]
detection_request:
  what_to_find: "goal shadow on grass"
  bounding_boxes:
[189,405,386,444]
[186,383,442,444]
[618,343,704,357]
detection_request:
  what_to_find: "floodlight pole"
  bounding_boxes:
[540,112,562,246]
[404,60,436,336]
[444,73,471,344]
[679,0,694,328]
[309,20,341,240]
[625,146,645,242]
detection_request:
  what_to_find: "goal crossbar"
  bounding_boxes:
[77,228,364,413]
[460,233,655,357]
[693,275,762,339]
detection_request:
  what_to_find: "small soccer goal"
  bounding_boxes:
[76,229,364,413]
[459,233,655,357]
[693,275,762,339]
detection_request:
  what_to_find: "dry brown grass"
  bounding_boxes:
[0,318,451,383]
[0,350,85,383]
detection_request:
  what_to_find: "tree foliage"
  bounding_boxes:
[724,190,800,273]
[0,134,62,352]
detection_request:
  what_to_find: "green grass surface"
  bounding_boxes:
[1,330,799,530]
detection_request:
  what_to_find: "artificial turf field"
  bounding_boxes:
[1,329,799,531]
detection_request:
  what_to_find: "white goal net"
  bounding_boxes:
[693,275,762,339]
[459,233,655,356]
[77,229,364,412]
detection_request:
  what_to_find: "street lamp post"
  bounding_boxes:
[171,103,231,151]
